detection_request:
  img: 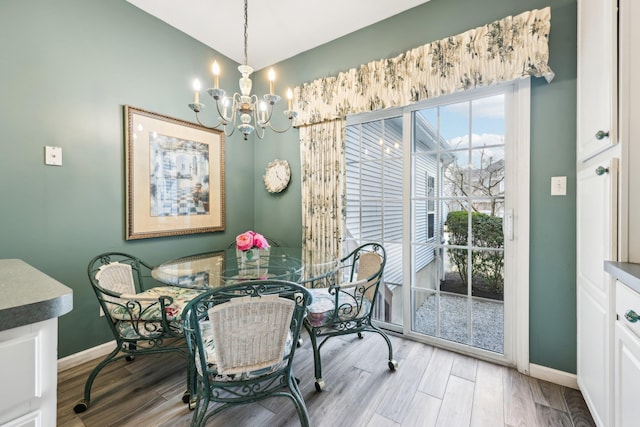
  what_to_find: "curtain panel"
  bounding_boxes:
[296,7,553,256]
[299,120,345,258]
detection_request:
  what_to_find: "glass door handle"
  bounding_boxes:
[503,209,514,241]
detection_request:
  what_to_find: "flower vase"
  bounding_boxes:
[237,248,269,277]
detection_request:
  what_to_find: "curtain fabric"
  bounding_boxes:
[299,120,345,258]
[296,7,553,257]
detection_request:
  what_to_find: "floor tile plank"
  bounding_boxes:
[503,367,538,427]
[435,375,475,427]
[470,360,504,427]
[529,377,568,412]
[400,391,441,427]
[418,348,454,399]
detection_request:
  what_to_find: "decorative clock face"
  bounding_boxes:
[264,159,291,193]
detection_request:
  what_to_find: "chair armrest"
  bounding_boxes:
[335,277,368,290]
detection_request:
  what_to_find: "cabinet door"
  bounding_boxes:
[614,322,640,427]
[576,156,618,427]
[577,0,617,161]
[577,157,618,296]
[578,285,610,426]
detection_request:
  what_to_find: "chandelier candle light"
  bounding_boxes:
[188,0,297,141]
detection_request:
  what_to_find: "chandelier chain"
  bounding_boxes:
[243,0,248,66]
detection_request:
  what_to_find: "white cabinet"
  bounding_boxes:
[576,156,618,427]
[576,1,620,425]
[614,280,640,427]
[0,319,57,427]
[576,0,617,161]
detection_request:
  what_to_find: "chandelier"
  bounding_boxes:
[188,0,297,140]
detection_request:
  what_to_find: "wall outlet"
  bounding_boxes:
[45,146,62,166]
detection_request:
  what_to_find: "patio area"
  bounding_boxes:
[414,292,504,354]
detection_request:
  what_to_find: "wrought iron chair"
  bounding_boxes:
[73,252,202,413]
[182,280,312,427]
[303,242,398,391]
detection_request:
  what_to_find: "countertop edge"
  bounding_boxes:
[0,292,73,332]
[0,259,74,332]
[604,261,640,294]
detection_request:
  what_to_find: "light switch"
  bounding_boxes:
[45,146,62,166]
[551,176,566,196]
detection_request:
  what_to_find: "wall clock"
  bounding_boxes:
[264,159,291,193]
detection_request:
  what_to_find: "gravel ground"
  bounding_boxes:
[414,293,504,354]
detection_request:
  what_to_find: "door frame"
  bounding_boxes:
[399,79,531,372]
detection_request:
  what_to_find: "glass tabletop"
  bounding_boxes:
[152,247,339,290]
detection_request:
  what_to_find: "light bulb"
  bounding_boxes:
[212,61,220,89]
[286,88,293,110]
[268,68,275,94]
[192,79,201,104]
[259,100,267,123]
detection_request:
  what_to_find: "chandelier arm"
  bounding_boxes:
[267,119,296,134]
[212,98,231,125]
[254,123,266,139]
[261,103,275,127]
[193,112,225,131]
[224,123,236,138]
[225,108,238,138]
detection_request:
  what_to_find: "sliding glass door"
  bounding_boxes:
[345,81,528,364]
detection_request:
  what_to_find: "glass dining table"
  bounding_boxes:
[151,247,339,290]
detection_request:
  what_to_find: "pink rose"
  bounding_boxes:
[253,233,269,249]
[236,232,255,251]
[236,230,270,250]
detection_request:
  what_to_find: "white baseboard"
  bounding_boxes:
[58,341,115,372]
[529,363,579,389]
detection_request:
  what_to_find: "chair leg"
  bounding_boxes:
[190,393,210,427]
[184,354,196,405]
[304,323,325,391]
[125,342,137,361]
[369,323,398,371]
[287,387,310,427]
[73,346,121,413]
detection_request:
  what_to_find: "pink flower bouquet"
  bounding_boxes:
[235,230,270,251]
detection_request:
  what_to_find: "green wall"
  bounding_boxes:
[0,0,578,373]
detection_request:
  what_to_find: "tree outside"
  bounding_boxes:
[442,146,505,297]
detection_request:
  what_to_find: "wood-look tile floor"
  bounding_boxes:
[57,332,596,426]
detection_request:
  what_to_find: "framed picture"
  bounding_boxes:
[124,105,225,240]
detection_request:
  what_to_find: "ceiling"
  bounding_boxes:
[126,0,431,70]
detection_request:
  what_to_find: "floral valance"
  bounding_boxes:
[293,7,554,126]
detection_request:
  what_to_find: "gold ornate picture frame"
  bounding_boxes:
[124,105,225,240]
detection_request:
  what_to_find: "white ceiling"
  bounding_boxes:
[126,0,431,70]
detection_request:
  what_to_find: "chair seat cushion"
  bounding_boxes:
[109,286,202,321]
[305,287,371,327]
[196,320,293,382]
